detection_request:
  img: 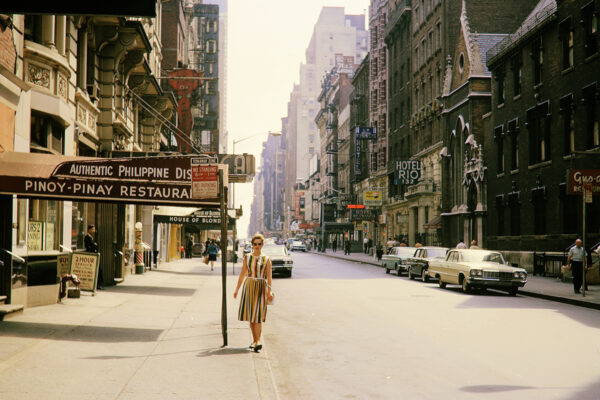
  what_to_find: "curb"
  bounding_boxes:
[311,251,600,310]
[517,290,600,311]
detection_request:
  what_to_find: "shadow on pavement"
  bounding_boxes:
[564,377,600,400]
[0,321,163,342]
[196,347,251,357]
[460,385,537,393]
[106,285,197,297]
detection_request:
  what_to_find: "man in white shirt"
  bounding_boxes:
[567,238,587,294]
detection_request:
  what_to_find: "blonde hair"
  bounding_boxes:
[251,233,265,244]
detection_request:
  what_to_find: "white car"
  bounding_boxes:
[290,240,307,252]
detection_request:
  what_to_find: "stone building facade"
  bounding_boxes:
[486,0,600,258]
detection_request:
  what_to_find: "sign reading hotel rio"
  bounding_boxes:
[567,169,600,195]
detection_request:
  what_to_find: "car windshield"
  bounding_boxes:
[427,248,447,258]
[461,250,505,264]
[261,245,288,257]
[395,247,416,257]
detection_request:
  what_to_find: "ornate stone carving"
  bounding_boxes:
[27,63,50,88]
[57,73,68,100]
[77,104,87,124]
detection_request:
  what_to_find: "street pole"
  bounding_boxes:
[219,169,228,346]
[582,185,588,297]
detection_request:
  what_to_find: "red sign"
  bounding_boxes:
[347,204,365,209]
[167,69,203,153]
[567,169,600,195]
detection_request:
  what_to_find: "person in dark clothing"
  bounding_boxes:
[85,225,103,290]
[344,240,351,255]
[203,240,210,256]
[185,235,193,259]
[376,243,383,261]
[332,238,337,252]
[207,240,219,271]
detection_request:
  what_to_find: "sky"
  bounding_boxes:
[227,0,371,238]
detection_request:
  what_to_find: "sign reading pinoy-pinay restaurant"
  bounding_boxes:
[0,153,237,207]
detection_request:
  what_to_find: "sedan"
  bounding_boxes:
[381,246,417,275]
[428,249,527,295]
[262,244,293,277]
[407,246,449,281]
[290,240,307,252]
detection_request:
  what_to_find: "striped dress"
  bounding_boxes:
[238,254,270,323]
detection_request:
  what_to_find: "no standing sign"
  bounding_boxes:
[191,158,218,199]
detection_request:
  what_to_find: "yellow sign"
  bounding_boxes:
[27,221,44,251]
[57,253,72,278]
[364,191,382,206]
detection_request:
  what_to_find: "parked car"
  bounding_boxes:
[191,243,204,257]
[428,249,527,295]
[290,240,307,252]
[407,246,449,281]
[381,247,417,275]
[262,244,293,277]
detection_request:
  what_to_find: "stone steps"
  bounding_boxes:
[0,304,24,321]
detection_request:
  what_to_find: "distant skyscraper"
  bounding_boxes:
[284,7,368,211]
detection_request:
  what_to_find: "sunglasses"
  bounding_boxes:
[252,242,263,246]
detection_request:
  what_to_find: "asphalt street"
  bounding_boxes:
[267,251,600,400]
[0,252,599,399]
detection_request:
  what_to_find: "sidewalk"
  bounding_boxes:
[311,249,600,310]
[0,258,278,400]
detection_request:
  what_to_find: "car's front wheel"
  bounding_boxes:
[438,276,446,288]
[461,277,471,293]
[385,266,390,274]
[508,288,518,296]
[421,269,429,283]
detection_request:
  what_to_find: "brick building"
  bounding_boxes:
[486,0,600,259]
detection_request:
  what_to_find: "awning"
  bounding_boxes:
[0,152,222,207]
[423,215,442,229]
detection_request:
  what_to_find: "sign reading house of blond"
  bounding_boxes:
[567,169,600,195]
[70,252,100,292]
[153,211,234,229]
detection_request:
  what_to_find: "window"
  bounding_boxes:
[560,183,578,233]
[30,112,65,154]
[508,119,519,170]
[496,68,505,104]
[532,38,543,85]
[582,2,598,58]
[560,94,575,155]
[437,22,442,49]
[512,56,522,96]
[414,6,420,29]
[560,18,574,69]
[206,40,217,54]
[495,196,505,236]
[494,125,504,174]
[532,188,546,235]
[508,193,520,236]
[527,103,551,164]
[583,84,599,148]
[428,31,433,58]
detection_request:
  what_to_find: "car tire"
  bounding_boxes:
[385,267,390,274]
[408,269,414,280]
[438,276,446,288]
[421,269,429,283]
[461,277,471,293]
[395,264,402,276]
[508,288,518,296]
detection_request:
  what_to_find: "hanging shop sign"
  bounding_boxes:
[395,160,422,185]
[350,208,379,221]
[567,169,600,195]
[363,191,382,207]
[355,126,377,140]
[153,211,234,229]
[0,152,228,207]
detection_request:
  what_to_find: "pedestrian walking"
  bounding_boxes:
[84,225,103,290]
[207,240,219,271]
[186,235,193,259]
[456,241,467,249]
[470,240,480,249]
[376,243,384,261]
[567,238,588,294]
[363,237,368,254]
[344,240,351,255]
[332,238,337,253]
[234,233,273,352]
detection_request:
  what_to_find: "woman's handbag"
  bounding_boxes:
[203,254,209,264]
[267,291,275,305]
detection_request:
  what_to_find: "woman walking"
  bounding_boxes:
[234,233,273,352]
[207,240,219,271]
